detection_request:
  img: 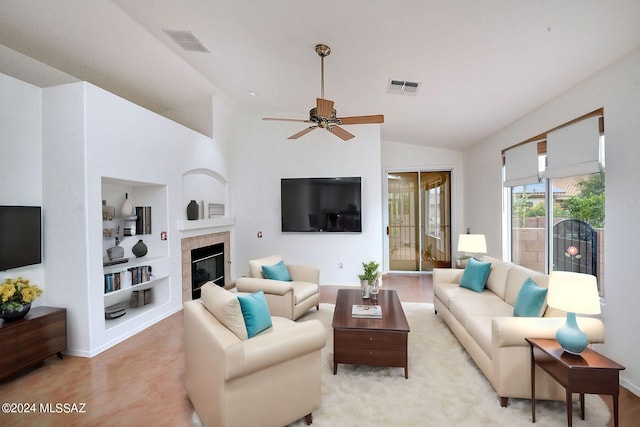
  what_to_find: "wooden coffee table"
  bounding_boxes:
[332,289,410,378]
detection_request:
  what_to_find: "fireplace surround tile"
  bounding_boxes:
[181,232,231,302]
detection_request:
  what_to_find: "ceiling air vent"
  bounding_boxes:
[387,79,421,96]
[163,30,210,53]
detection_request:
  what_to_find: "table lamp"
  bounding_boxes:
[457,234,487,260]
[547,271,601,354]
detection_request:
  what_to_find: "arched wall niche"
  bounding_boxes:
[181,168,229,220]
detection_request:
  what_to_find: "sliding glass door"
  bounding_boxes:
[387,171,451,272]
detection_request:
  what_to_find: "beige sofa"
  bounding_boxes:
[433,256,605,406]
[184,282,326,427]
[235,255,320,320]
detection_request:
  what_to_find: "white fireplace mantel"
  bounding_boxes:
[177,216,234,231]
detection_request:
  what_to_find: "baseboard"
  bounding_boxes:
[620,378,640,398]
[62,305,182,358]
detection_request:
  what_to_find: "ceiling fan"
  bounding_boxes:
[263,44,384,141]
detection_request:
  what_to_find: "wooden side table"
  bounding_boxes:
[526,337,625,427]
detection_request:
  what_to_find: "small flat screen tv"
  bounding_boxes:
[281,177,362,232]
[0,206,42,271]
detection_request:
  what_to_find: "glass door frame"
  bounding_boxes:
[383,167,457,273]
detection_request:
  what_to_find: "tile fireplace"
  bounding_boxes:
[181,231,231,302]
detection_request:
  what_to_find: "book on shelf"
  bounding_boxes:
[104,265,152,294]
[352,304,382,318]
[135,206,152,235]
[127,265,152,285]
[130,288,153,308]
[103,270,132,294]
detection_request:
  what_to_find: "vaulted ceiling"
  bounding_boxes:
[1,1,639,150]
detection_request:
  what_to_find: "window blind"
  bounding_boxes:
[503,141,540,187]
[542,115,603,179]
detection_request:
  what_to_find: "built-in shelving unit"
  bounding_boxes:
[42,81,225,357]
[101,177,170,333]
[103,276,169,330]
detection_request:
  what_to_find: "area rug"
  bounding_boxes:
[283,303,610,427]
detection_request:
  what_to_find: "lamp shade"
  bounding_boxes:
[457,234,487,254]
[547,271,601,315]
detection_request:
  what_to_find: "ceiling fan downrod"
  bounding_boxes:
[315,44,331,100]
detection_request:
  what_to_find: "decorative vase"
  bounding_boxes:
[107,237,124,260]
[0,302,31,321]
[361,280,370,299]
[121,193,134,217]
[369,279,380,300]
[132,239,148,258]
[187,200,199,220]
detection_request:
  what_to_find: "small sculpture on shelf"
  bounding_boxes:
[107,237,125,261]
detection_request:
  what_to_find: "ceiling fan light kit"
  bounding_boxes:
[263,44,384,141]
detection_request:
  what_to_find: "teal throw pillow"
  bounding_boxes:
[237,291,273,338]
[261,260,292,281]
[459,257,491,293]
[514,277,548,317]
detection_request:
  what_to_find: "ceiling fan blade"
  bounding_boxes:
[329,126,355,141]
[338,114,385,125]
[288,126,316,139]
[316,98,334,118]
[263,117,313,123]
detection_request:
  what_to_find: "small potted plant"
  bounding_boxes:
[0,277,43,321]
[357,261,380,299]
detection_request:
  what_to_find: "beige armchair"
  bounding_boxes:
[184,282,326,427]
[235,255,320,320]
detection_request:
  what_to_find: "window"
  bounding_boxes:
[426,186,441,238]
[504,109,605,296]
[511,182,547,273]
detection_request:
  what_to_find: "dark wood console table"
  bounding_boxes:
[0,306,67,381]
[526,337,625,427]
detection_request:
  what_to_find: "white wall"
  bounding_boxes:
[229,106,383,285]
[40,81,229,355]
[0,73,45,294]
[464,47,640,394]
[229,109,467,283]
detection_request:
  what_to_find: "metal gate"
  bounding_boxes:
[552,219,597,276]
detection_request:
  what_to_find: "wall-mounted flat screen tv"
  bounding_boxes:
[0,206,42,271]
[281,177,362,232]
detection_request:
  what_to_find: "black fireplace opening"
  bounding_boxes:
[191,243,224,299]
